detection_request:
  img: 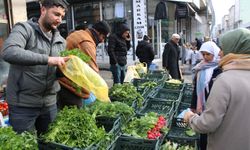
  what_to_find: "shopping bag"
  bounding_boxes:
[135,62,147,74]
[59,55,110,102]
[124,65,141,83]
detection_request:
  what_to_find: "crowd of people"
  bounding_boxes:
[1,0,250,150]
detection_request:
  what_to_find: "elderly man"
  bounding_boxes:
[162,33,182,80]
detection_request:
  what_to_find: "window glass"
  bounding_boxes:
[0,0,9,90]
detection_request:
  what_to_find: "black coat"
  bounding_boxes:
[162,40,181,80]
[136,40,155,67]
[107,33,131,66]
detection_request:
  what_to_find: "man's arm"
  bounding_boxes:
[162,43,170,69]
[1,22,48,65]
[107,35,118,64]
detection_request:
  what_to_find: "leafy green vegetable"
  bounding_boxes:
[60,48,91,63]
[161,141,195,150]
[109,83,144,107]
[185,128,196,137]
[0,127,38,150]
[139,81,157,89]
[41,106,106,149]
[85,101,135,123]
[122,112,159,139]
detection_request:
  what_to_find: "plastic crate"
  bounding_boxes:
[161,82,184,91]
[108,135,160,150]
[137,98,175,118]
[143,71,168,82]
[38,140,91,150]
[161,137,198,150]
[96,116,121,135]
[151,88,182,102]
[183,83,193,99]
[175,102,191,116]
[167,118,199,144]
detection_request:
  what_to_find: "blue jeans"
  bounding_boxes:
[9,104,57,135]
[110,64,126,84]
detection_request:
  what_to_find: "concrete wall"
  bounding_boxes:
[12,0,27,24]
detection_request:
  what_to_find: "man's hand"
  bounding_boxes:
[48,57,70,67]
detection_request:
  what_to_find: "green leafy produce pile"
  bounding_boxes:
[85,101,135,123]
[60,48,91,63]
[109,83,144,107]
[160,141,195,150]
[139,81,157,89]
[0,127,38,150]
[122,112,168,139]
[185,128,196,137]
[41,107,106,149]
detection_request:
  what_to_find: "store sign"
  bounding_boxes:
[133,0,147,48]
[168,0,200,9]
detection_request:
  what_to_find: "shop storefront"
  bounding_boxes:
[0,0,10,90]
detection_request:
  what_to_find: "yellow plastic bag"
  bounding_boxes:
[124,65,141,83]
[60,55,110,102]
[135,62,147,74]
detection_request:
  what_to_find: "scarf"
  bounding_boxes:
[219,53,250,71]
[193,61,218,113]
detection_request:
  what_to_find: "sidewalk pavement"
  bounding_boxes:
[97,55,193,88]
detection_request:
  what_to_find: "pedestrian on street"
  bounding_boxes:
[0,0,69,135]
[184,28,250,150]
[107,23,131,84]
[190,41,221,150]
[57,21,111,109]
[162,33,182,80]
[136,35,155,69]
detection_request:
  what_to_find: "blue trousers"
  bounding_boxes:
[110,64,126,84]
[9,104,57,135]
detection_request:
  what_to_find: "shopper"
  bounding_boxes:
[190,41,221,150]
[57,21,110,109]
[184,28,250,150]
[162,33,182,80]
[136,35,155,68]
[107,23,131,84]
[66,20,110,73]
[0,0,69,135]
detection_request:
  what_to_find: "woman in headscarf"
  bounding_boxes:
[190,41,221,150]
[184,28,250,150]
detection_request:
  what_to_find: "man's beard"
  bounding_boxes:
[43,20,55,31]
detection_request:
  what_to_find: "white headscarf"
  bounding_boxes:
[199,41,221,62]
[194,41,220,113]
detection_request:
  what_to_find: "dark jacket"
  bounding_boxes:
[1,18,65,107]
[136,40,155,66]
[162,40,181,80]
[107,33,131,66]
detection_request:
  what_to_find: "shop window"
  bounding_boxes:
[0,0,9,90]
[73,2,100,29]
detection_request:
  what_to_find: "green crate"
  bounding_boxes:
[161,137,198,150]
[108,135,160,150]
[137,98,175,118]
[162,82,184,91]
[96,116,121,135]
[167,118,199,143]
[152,88,182,101]
[143,71,168,82]
[38,140,93,150]
[175,102,191,117]
[131,78,151,87]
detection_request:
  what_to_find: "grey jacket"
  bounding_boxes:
[1,18,66,107]
[189,70,250,150]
